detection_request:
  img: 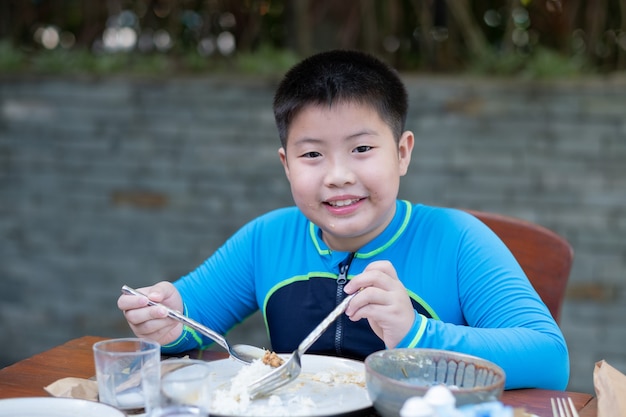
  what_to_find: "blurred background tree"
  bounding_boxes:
[0,0,624,77]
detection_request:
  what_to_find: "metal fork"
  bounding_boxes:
[247,291,360,398]
[551,397,580,417]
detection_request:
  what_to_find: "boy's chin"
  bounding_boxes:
[319,227,371,249]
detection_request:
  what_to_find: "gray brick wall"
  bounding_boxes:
[1,75,624,395]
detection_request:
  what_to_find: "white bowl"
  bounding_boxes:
[365,348,506,417]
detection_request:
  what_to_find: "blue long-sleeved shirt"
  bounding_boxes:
[163,200,569,390]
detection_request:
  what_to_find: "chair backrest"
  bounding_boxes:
[463,209,574,324]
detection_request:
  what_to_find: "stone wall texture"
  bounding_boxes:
[1,74,625,395]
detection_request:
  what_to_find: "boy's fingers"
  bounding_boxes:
[117,293,147,311]
[346,268,400,293]
[147,281,174,302]
[346,286,383,315]
[121,300,166,326]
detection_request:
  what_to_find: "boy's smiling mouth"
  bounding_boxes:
[323,197,366,211]
[326,198,362,207]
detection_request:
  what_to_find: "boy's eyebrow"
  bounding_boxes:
[346,128,379,139]
[290,136,323,147]
[292,129,379,146]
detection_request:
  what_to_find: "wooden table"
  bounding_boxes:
[0,336,597,417]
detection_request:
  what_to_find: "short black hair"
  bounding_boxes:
[273,50,408,148]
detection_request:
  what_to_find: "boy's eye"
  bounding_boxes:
[354,145,372,153]
[301,151,321,158]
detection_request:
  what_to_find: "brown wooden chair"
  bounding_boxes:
[463,209,574,324]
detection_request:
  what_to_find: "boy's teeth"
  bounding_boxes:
[330,199,358,207]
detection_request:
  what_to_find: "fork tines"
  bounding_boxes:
[551,397,580,417]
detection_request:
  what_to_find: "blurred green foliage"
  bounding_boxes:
[0,41,25,73]
[0,41,593,79]
[0,41,299,77]
[468,47,591,79]
[0,1,624,78]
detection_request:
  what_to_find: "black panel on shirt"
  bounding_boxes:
[265,276,434,361]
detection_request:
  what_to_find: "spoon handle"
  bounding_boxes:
[121,285,230,352]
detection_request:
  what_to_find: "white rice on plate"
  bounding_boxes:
[210,357,366,417]
[211,359,316,416]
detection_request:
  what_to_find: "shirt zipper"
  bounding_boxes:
[334,252,355,355]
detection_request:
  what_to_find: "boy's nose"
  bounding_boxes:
[324,160,357,187]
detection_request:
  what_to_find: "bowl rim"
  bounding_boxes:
[364,348,506,393]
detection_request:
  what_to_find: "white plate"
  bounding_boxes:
[0,397,125,417]
[209,354,372,417]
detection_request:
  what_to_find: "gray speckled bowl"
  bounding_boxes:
[365,348,505,417]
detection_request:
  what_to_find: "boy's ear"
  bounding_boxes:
[398,131,414,176]
[278,147,291,180]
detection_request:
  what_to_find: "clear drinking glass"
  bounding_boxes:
[155,359,213,416]
[93,338,161,415]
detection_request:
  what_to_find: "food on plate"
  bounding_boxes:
[310,369,365,387]
[210,356,368,416]
[212,359,272,413]
[262,350,285,368]
[211,358,315,416]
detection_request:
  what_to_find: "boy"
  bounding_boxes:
[118,50,569,390]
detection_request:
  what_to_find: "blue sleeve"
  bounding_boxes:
[161,218,261,354]
[396,210,569,390]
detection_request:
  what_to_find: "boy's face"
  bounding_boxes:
[278,101,414,252]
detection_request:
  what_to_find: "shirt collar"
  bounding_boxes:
[309,200,412,260]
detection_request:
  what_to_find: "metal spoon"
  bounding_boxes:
[121,285,266,365]
[247,290,360,398]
